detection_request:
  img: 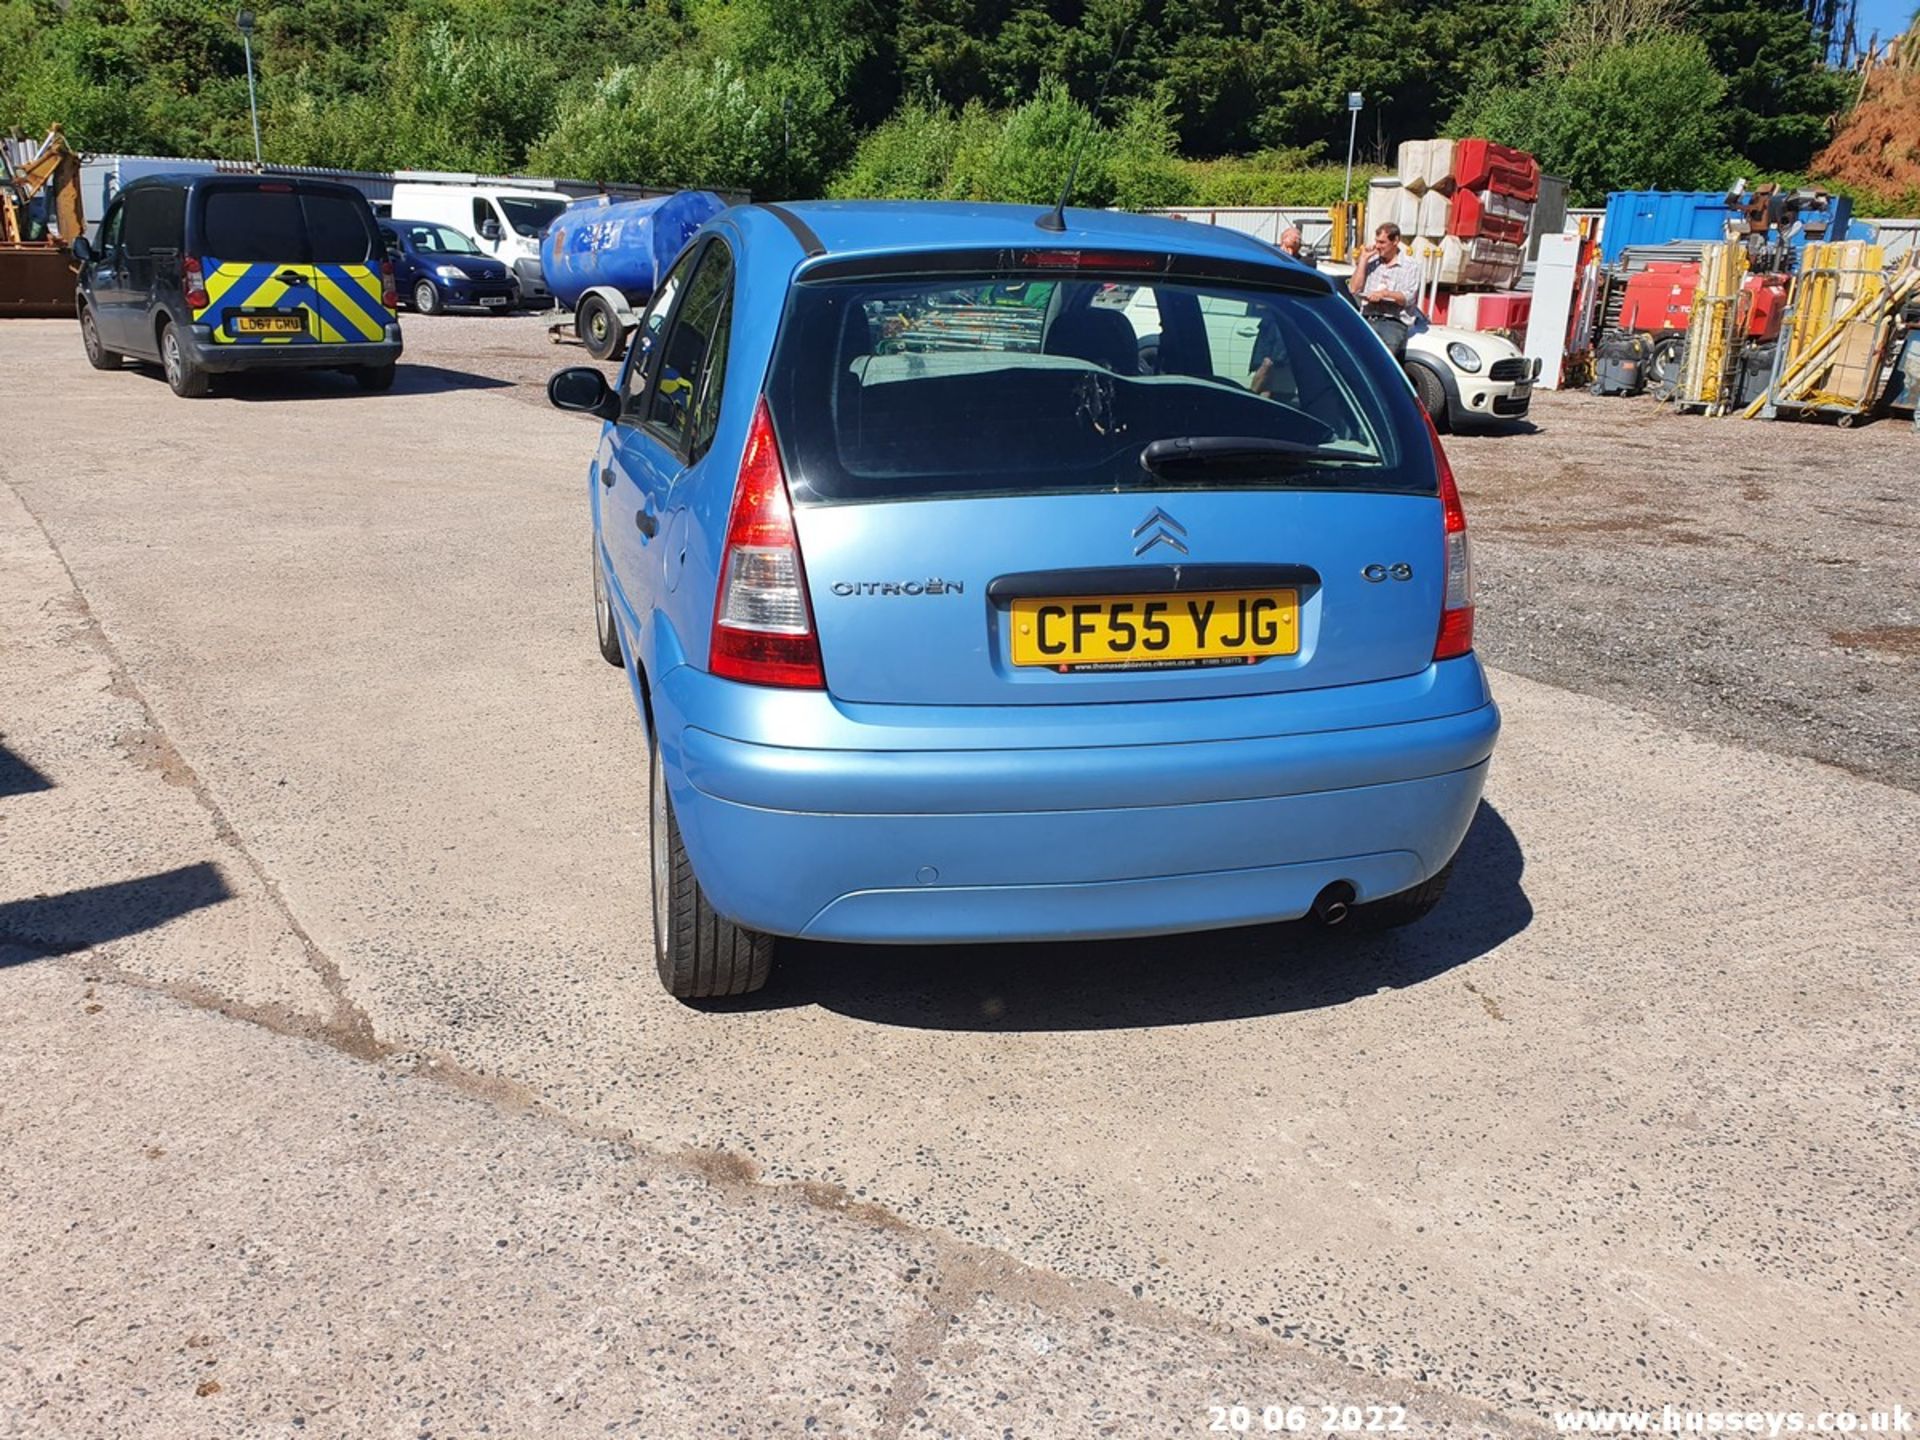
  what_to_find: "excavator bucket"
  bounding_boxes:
[2,124,84,318]
[0,247,75,317]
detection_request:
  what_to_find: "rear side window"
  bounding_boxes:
[122,188,185,256]
[302,193,375,262]
[198,187,373,263]
[768,271,1426,504]
[646,243,733,452]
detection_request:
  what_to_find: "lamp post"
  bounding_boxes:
[236,8,262,166]
[1341,91,1363,205]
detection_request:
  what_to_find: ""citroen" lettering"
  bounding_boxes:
[830,579,967,597]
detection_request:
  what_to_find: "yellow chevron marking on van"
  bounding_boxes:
[313,270,386,340]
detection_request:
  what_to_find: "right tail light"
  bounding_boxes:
[1424,411,1475,660]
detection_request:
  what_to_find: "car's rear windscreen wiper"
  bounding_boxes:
[1138,434,1374,477]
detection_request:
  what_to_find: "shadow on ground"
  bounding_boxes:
[0,743,54,798]
[0,862,232,966]
[729,801,1531,1031]
[122,363,513,400]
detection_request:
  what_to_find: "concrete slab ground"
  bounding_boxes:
[2,318,1915,1435]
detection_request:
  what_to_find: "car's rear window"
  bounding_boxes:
[766,270,1430,504]
[199,187,374,264]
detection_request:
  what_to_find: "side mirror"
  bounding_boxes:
[70,235,93,265]
[548,366,619,419]
[479,220,502,242]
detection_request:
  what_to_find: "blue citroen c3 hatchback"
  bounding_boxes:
[548,201,1500,999]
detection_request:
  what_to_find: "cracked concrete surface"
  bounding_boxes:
[3,318,1917,1434]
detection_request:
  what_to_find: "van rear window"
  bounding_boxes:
[766,272,1429,505]
[200,188,373,264]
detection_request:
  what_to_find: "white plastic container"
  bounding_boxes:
[1397,140,1430,194]
[1424,138,1456,192]
[1418,188,1451,240]
[1394,187,1423,237]
[1365,178,1401,238]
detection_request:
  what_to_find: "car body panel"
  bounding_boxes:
[792,489,1446,706]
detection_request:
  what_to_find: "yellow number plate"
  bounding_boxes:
[234,314,306,335]
[1009,589,1299,670]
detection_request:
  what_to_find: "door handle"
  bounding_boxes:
[635,509,658,537]
[276,269,305,287]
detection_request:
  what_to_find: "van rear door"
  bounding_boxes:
[193,182,391,348]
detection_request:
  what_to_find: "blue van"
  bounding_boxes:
[548,202,1500,999]
[72,174,401,396]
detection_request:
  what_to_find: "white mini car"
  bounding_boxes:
[1114,280,1536,433]
[1402,323,1539,432]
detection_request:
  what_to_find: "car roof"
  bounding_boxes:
[744,200,1326,285]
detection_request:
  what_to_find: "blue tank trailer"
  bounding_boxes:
[542,190,727,360]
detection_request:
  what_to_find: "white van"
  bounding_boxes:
[388,178,572,305]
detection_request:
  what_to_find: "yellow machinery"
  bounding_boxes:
[1675,239,1748,414]
[1742,242,1920,424]
[2,124,84,318]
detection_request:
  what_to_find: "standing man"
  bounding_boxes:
[1278,226,1306,261]
[1349,222,1424,358]
[1350,222,1423,322]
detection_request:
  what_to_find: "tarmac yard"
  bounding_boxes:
[3,316,1917,1437]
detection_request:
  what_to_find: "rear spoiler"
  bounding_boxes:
[796,246,1335,296]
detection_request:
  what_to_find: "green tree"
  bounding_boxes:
[1452,31,1734,201]
[1691,0,1851,171]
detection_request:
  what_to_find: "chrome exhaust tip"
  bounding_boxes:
[1310,881,1357,927]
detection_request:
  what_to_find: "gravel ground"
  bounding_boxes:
[410,310,1920,790]
[1447,393,1919,792]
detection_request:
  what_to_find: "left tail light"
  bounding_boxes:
[182,256,208,311]
[379,258,398,311]
[708,398,826,688]
[1424,411,1475,661]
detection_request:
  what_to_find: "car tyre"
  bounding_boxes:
[579,293,626,362]
[1408,363,1449,432]
[356,363,397,392]
[159,320,209,398]
[80,305,123,370]
[650,726,774,1000]
[1349,859,1455,931]
[592,535,623,667]
[1648,334,1684,391]
[413,279,442,316]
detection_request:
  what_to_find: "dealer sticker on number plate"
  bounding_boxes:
[1009,589,1299,671]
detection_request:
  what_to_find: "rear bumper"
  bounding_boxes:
[188,324,403,373]
[653,659,1500,943]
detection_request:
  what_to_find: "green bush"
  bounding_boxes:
[1177,153,1362,208]
[530,55,847,197]
[830,84,1197,210]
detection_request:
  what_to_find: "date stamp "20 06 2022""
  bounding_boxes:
[1209,1404,1411,1433]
